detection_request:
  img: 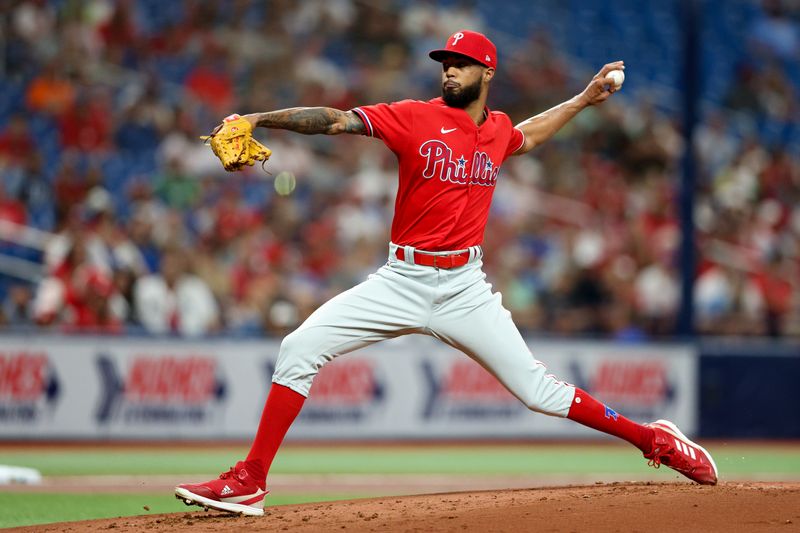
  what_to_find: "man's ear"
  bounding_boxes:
[484,67,495,82]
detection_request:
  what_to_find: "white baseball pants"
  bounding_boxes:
[272,243,576,417]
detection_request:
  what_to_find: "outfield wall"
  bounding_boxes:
[699,339,800,439]
[0,334,696,440]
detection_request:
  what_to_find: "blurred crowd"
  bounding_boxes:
[0,0,798,339]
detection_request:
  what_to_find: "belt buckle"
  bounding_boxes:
[433,254,452,269]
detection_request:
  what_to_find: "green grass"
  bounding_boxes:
[0,493,186,528]
[1,444,798,476]
[0,492,366,529]
[0,443,798,529]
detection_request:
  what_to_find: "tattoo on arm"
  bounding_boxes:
[341,111,367,134]
[254,107,365,135]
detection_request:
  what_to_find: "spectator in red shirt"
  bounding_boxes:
[96,0,139,66]
[53,156,92,228]
[0,113,35,166]
[61,266,124,334]
[184,55,234,114]
[58,93,113,153]
[751,250,794,336]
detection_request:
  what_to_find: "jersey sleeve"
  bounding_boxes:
[491,110,526,161]
[351,100,415,153]
[505,126,525,159]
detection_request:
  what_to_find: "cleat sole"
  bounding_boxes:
[174,487,265,516]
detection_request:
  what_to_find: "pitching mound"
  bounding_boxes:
[17,482,800,532]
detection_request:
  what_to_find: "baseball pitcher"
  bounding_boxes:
[176,31,717,516]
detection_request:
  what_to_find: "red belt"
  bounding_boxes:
[394,248,471,269]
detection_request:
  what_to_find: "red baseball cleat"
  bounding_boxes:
[175,460,268,516]
[644,419,718,485]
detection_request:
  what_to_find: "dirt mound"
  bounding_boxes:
[18,482,800,532]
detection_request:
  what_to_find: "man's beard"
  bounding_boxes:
[442,78,481,108]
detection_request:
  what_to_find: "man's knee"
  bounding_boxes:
[277,328,305,360]
[517,378,575,418]
[273,329,321,388]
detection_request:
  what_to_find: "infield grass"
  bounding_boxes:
[0,442,798,528]
[0,492,364,529]
[1,443,797,476]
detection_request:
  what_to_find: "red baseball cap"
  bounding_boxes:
[429,30,497,69]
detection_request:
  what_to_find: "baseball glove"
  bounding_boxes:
[201,114,272,171]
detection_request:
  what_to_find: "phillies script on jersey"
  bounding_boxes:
[353,97,524,251]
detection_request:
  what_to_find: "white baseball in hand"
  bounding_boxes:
[608,69,625,88]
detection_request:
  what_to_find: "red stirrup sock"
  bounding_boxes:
[246,383,306,478]
[567,388,654,453]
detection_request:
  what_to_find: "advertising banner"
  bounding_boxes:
[0,335,697,440]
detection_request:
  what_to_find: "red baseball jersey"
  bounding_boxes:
[352,97,524,251]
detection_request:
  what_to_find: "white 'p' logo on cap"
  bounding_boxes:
[452,32,464,46]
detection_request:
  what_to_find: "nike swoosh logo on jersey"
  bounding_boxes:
[440,127,457,134]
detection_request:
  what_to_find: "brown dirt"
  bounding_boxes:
[14,482,800,533]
